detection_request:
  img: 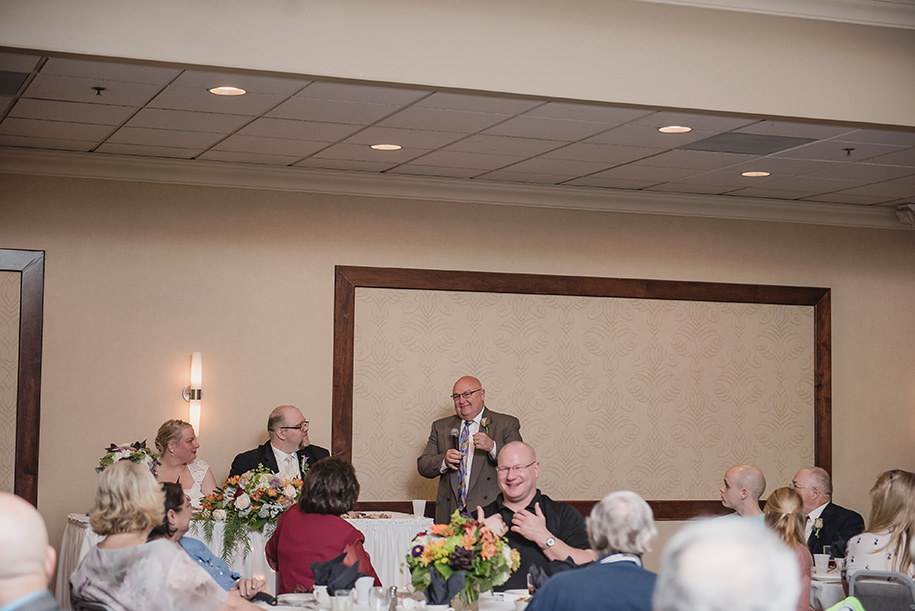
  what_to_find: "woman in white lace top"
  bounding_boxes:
[845,470,915,580]
[155,419,217,509]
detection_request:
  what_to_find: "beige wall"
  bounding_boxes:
[1,172,914,574]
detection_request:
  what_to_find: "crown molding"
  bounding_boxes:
[1,147,908,231]
[632,0,915,29]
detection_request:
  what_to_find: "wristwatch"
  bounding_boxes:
[541,536,556,550]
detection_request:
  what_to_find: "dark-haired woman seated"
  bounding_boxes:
[266,457,380,593]
[149,483,266,597]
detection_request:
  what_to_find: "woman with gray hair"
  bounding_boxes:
[526,490,658,611]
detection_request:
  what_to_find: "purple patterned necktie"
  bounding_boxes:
[457,420,470,509]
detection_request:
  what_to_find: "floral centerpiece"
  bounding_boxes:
[195,464,302,562]
[96,441,159,475]
[406,510,520,609]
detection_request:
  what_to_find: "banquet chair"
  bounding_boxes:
[849,571,915,611]
[72,601,116,611]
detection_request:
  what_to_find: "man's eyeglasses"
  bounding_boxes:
[496,461,537,475]
[791,482,812,490]
[451,389,482,401]
[279,420,309,431]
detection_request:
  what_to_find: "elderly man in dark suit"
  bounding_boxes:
[230,405,329,479]
[792,466,864,557]
[418,376,522,522]
[0,492,63,611]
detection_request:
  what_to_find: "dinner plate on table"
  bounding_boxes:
[278,593,316,605]
[255,604,302,610]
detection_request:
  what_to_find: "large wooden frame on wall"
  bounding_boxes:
[0,249,45,506]
[333,265,831,520]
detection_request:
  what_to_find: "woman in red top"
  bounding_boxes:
[266,456,380,593]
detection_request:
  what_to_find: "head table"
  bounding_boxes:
[56,511,432,610]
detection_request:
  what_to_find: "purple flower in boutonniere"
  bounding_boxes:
[480,418,492,436]
[300,456,310,475]
[812,517,823,538]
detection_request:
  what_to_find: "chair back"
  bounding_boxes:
[849,571,915,611]
[73,601,117,611]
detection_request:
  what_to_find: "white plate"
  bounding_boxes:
[278,594,316,604]
[812,573,842,582]
[502,590,529,602]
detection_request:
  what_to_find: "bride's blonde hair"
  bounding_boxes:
[155,418,192,455]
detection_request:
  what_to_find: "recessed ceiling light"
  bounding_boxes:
[371,144,402,151]
[208,86,246,96]
[658,125,692,134]
[741,171,771,177]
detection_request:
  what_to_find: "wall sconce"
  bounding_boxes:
[182,351,202,434]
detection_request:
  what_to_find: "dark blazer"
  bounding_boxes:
[807,501,864,557]
[229,441,329,479]
[417,407,522,523]
[17,590,63,611]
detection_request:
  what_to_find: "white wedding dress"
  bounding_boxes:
[184,457,211,509]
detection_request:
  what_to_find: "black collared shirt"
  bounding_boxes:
[481,490,590,591]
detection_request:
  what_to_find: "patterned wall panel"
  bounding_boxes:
[0,272,20,493]
[352,288,813,503]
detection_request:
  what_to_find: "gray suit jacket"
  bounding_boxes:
[417,407,522,522]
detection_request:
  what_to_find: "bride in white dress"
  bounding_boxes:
[155,419,217,509]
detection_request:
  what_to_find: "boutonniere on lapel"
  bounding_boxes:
[480,418,492,436]
[300,456,310,475]
[812,518,823,538]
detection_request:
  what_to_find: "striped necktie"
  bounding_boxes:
[456,420,471,509]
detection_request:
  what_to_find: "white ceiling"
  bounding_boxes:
[1,51,914,228]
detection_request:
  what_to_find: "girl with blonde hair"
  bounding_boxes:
[846,470,915,579]
[764,486,814,611]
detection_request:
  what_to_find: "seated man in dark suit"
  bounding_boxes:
[479,442,595,591]
[0,491,63,611]
[525,490,658,611]
[792,466,864,557]
[230,405,329,479]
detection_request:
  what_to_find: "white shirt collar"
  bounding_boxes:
[808,501,829,521]
[600,553,642,567]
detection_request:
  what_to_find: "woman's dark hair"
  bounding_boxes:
[298,457,359,515]
[148,482,185,540]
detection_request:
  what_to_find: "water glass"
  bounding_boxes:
[331,588,353,611]
[368,586,389,611]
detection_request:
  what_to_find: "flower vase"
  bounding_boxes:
[452,586,481,611]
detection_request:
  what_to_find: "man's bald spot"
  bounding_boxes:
[0,492,50,579]
[498,441,536,465]
[453,376,482,391]
[733,465,766,500]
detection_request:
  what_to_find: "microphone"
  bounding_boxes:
[451,428,459,450]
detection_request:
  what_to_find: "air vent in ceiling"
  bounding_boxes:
[0,71,29,96]
[678,133,815,155]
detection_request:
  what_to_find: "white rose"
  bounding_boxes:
[283,484,296,498]
[212,509,227,521]
[234,493,251,510]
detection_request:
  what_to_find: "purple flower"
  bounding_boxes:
[450,546,474,570]
[411,545,424,557]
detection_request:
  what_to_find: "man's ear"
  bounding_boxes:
[44,545,56,585]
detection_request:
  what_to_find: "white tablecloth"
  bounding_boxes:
[811,575,845,611]
[57,511,431,609]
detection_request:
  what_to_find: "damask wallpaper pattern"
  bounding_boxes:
[352,288,814,503]
[0,272,20,493]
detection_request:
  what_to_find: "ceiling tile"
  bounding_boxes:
[726,187,809,199]
[95,143,200,158]
[293,158,396,172]
[483,115,610,141]
[309,142,426,163]
[728,157,842,177]
[267,97,398,124]
[0,117,111,141]
[378,107,509,133]
[107,126,224,148]
[407,150,523,170]
[296,82,427,105]
[774,140,906,162]
[445,134,562,157]
[24,74,162,106]
[646,182,736,195]
[475,170,566,184]
[495,157,612,176]
[806,163,915,182]
[679,133,815,155]
[0,134,94,151]
[541,142,662,164]
[755,176,860,193]
[585,124,714,148]
[802,192,890,205]
[149,86,286,115]
[637,149,756,170]
[211,134,327,157]
[10,98,135,125]
[414,92,542,114]
[735,120,856,140]
[833,129,915,147]
[631,110,756,132]
[565,176,660,189]
[588,164,698,182]
[170,70,309,95]
[834,181,915,199]
[0,52,42,72]
[673,170,782,188]
[126,108,252,133]
[524,102,654,124]
[866,147,915,167]
[41,57,180,84]
[238,117,360,141]
[386,164,482,179]
[342,126,464,149]
[196,150,301,165]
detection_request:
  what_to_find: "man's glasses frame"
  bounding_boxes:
[496,461,537,475]
[279,420,309,431]
[451,389,483,401]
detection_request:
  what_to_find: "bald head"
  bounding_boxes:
[0,493,56,604]
[720,465,766,517]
